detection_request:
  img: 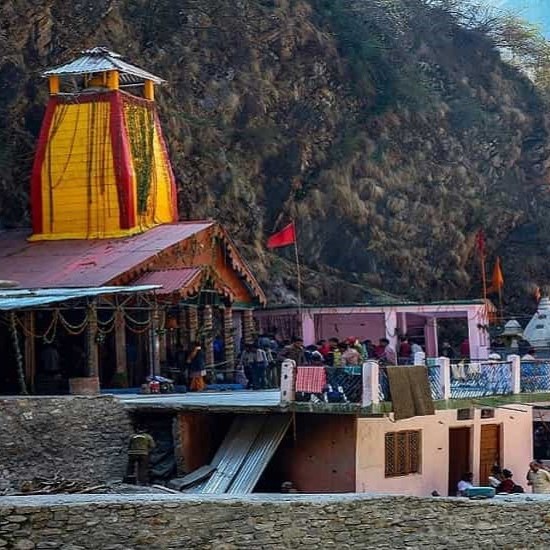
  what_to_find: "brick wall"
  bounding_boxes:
[0,396,131,490]
[1,493,550,549]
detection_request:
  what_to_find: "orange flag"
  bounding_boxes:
[487,257,504,294]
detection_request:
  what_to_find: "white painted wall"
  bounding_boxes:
[355,405,533,497]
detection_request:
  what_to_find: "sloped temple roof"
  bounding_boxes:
[42,47,165,85]
[0,222,266,304]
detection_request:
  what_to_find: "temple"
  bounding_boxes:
[0,48,265,394]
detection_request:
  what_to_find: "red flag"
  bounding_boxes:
[475,229,485,257]
[267,222,296,249]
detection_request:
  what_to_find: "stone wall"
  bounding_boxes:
[1,493,550,549]
[0,396,132,490]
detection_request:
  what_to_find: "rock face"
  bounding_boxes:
[0,0,549,307]
[2,493,550,549]
[0,396,132,489]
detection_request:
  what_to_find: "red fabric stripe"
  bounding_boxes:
[30,97,58,235]
[110,92,136,229]
[154,111,178,221]
[295,366,327,393]
[267,222,296,249]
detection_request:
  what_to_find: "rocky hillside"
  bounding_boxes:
[1,0,549,310]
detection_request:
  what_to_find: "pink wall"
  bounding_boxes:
[315,313,386,343]
[355,406,532,496]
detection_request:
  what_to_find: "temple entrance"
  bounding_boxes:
[448,427,471,496]
[479,424,501,485]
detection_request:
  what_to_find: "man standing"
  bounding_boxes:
[125,427,155,485]
[280,338,306,365]
[529,460,550,494]
[379,338,397,366]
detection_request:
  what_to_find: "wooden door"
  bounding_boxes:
[448,427,471,496]
[479,424,501,485]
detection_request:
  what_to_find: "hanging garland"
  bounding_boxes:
[125,101,155,214]
[9,312,27,395]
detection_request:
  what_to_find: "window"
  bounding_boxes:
[457,408,473,421]
[480,408,495,419]
[385,430,421,477]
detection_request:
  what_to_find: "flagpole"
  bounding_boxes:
[293,221,302,316]
[498,286,503,323]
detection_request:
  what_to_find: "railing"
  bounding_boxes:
[428,364,444,400]
[449,361,513,399]
[520,360,550,393]
[280,355,550,408]
[293,366,363,404]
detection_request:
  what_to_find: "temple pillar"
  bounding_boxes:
[425,317,438,358]
[301,310,315,346]
[178,306,187,347]
[188,306,199,344]
[48,75,60,95]
[114,308,128,385]
[243,309,255,345]
[159,308,167,364]
[203,305,214,367]
[24,311,36,392]
[151,305,161,376]
[70,301,100,395]
[144,79,155,100]
[223,305,235,366]
[233,311,243,357]
[384,310,398,351]
[87,302,99,378]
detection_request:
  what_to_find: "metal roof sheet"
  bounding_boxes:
[0,223,213,289]
[0,285,160,311]
[200,416,264,494]
[132,268,202,295]
[227,414,291,494]
[43,47,166,85]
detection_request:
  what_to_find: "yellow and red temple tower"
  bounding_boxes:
[30,47,178,240]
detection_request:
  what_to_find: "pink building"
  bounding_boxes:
[255,300,493,359]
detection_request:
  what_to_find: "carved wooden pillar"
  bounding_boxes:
[188,306,198,345]
[243,309,255,345]
[223,305,235,366]
[151,305,161,376]
[115,308,127,377]
[203,305,214,367]
[178,306,187,348]
[87,302,98,378]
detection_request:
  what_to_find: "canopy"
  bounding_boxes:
[0,285,160,311]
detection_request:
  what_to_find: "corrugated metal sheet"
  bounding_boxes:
[200,416,264,494]
[43,47,165,84]
[132,267,202,295]
[227,414,291,494]
[119,390,283,411]
[0,223,213,289]
[0,285,160,311]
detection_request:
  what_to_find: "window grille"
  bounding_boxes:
[457,408,473,421]
[385,430,421,477]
